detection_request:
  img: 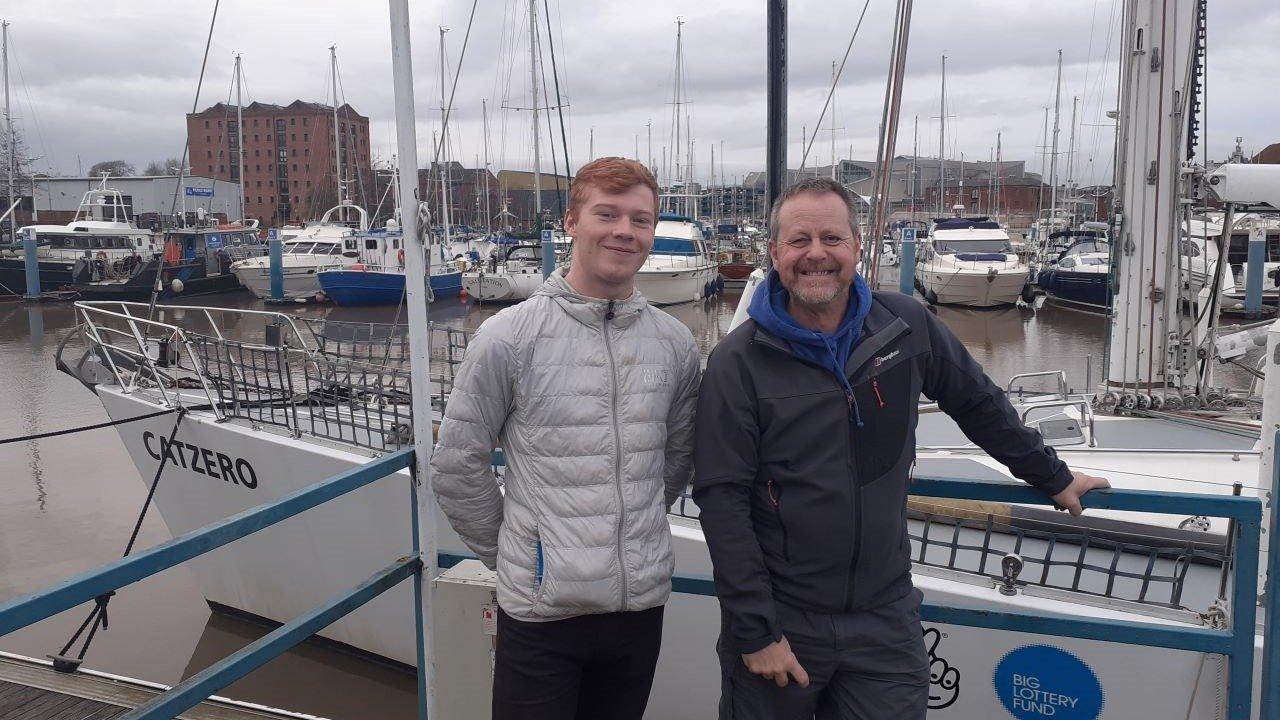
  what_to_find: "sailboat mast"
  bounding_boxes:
[330,46,343,212]
[830,60,837,180]
[911,115,918,221]
[673,18,683,212]
[482,98,492,235]
[438,26,452,246]
[529,0,542,223]
[385,4,437,715]
[1049,49,1062,226]
[1037,106,1048,227]
[938,55,946,215]
[1067,94,1078,225]
[995,131,1002,222]
[3,20,12,244]
[234,53,246,221]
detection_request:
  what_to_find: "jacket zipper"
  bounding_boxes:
[872,378,886,408]
[767,478,790,561]
[602,300,629,611]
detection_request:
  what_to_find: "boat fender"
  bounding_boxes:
[397,249,405,267]
[351,263,366,272]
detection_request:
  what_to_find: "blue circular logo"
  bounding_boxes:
[993,645,1104,720]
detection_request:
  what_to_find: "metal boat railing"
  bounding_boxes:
[72,302,470,450]
[2,447,1277,718]
[0,449,423,720]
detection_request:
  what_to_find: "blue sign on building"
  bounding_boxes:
[993,645,1104,720]
[185,187,214,197]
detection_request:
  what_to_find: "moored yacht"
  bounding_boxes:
[0,182,160,296]
[231,203,369,300]
[461,244,545,302]
[915,215,1030,307]
[633,213,721,305]
[1036,235,1112,310]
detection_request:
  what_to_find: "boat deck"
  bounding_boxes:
[0,653,321,720]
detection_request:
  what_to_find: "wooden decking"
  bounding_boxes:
[0,653,322,720]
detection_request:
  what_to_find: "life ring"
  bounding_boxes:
[397,248,405,267]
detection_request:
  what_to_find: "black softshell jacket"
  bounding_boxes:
[693,291,1074,654]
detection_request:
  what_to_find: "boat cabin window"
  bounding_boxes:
[935,238,1011,254]
[365,238,379,250]
[344,239,358,252]
[1060,258,1076,269]
[288,242,317,254]
[507,246,542,262]
[1180,240,1200,258]
[1226,233,1280,264]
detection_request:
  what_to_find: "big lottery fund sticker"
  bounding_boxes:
[993,645,1103,719]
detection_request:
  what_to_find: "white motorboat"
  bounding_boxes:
[633,214,720,306]
[915,216,1029,307]
[461,244,545,302]
[231,203,368,300]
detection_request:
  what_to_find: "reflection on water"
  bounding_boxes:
[0,284,1257,717]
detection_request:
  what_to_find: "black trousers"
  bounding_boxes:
[718,590,929,720]
[493,605,664,720]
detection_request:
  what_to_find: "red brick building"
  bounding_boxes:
[187,101,374,227]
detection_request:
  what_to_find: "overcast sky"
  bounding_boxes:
[4,0,1279,190]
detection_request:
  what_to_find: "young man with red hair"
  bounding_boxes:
[432,157,700,719]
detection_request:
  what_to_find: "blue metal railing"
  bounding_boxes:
[3,445,1277,719]
[0,448,421,720]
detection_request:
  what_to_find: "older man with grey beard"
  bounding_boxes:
[693,177,1108,719]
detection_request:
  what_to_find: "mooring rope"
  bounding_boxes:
[0,407,179,446]
[50,407,187,673]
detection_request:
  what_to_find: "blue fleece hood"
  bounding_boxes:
[748,269,873,425]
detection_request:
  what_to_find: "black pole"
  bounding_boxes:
[766,0,787,218]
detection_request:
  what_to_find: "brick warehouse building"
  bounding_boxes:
[187,101,374,227]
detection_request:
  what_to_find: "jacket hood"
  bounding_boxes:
[533,267,650,328]
[747,269,872,352]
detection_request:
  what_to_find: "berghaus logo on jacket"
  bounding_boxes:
[873,349,901,367]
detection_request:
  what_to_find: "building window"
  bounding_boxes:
[269,180,274,187]
[304,148,309,157]
[291,133,296,141]
[217,120,223,128]
[276,119,285,130]
[204,135,210,143]
[303,117,309,127]
[290,117,296,126]
[206,150,212,159]
[219,165,225,173]
[208,165,214,172]
[204,120,209,129]
[292,164,298,171]
[253,118,259,127]
[306,180,312,188]
[257,196,262,204]
[256,181,261,188]
[303,133,309,142]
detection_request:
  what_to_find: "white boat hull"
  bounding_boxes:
[99,384,1266,719]
[461,270,543,303]
[917,266,1029,307]
[232,264,334,300]
[634,263,719,306]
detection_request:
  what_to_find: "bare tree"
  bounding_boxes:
[0,124,35,181]
[87,160,136,178]
[143,156,186,176]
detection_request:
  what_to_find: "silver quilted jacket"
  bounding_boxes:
[430,269,700,621]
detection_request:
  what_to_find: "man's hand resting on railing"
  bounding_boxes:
[1051,469,1111,516]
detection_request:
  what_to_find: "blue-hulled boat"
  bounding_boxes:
[316,227,463,306]
[1036,235,1112,311]
[319,264,463,306]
